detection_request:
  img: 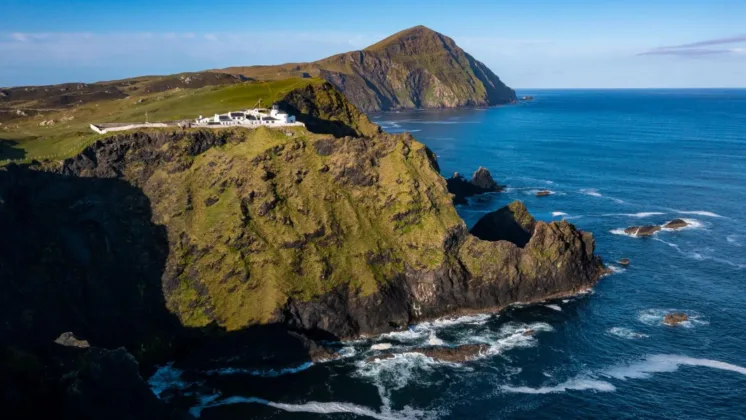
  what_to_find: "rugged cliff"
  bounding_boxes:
[1,83,601,416]
[218,26,517,112]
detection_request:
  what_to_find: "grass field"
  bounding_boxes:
[0,77,321,164]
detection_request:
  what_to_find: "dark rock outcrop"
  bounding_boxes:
[664,313,689,326]
[618,258,630,266]
[446,167,504,204]
[536,190,552,197]
[663,219,689,230]
[624,225,662,237]
[368,344,488,363]
[470,201,536,247]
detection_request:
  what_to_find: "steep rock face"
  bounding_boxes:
[470,201,536,247]
[14,124,604,341]
[218,26,516,112]
[278,81,381,137]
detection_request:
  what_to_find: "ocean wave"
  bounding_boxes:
[601,212,665,218]
[638,308,709,328]
[580,188,603,198]
[610,228,641,238]
[727,234,742,246]
[608,265,627,274]
[190,394,433,420]
[148,363,189,399]
[603,354,746,380]
[552,211,568,217]
[425,331,445,346]
[501,354,746,395]
[607,327,648,339]
[501,378,616,394]
[653,238,746,269]
[203,361,313,377]
[675,210,724,218]
[545,304,562,312]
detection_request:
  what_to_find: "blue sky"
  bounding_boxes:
[1,0,745,88]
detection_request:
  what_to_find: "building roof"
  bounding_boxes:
[230,112,244,118]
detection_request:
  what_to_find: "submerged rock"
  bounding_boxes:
[368,344,489,364]
[535,190,552,197]
[624,225,662,237]
[446,167,504,205]
[663,219,689,230]
[663,313,689,326]
[618,258,630,266]
[414,344,489,362]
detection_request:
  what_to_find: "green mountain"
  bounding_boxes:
[216,25,516,111]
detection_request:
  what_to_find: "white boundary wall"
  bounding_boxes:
[90,123,170,134]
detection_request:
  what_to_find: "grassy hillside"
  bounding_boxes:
[0,78,321,164]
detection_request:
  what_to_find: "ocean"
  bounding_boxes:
[150,89,746,419]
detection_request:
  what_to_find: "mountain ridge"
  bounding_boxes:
[215,25,516,111]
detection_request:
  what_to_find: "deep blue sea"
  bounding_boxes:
[151,89,746,419]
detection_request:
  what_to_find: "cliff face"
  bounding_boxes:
[218,26,516,112]
[1,83,601,415]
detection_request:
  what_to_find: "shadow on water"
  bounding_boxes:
[0,139,26,161]
[0,164,335,419]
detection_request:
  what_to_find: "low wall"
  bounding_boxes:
[90,123,171,134]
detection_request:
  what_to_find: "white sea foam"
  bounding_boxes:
[545,304,562,312]
[638,309,709,328]
[552,211,568,217]
[607,327,648,339]
[371,343,393,351]
[675,210,724,218]
[580,188,603,198]
[603,355,746,380]
[190,395,432,420]
[727,234,742,246]
[608,265,627,274]
[610,228,640,238]
[425,331,445,346]
[501,377,616,394]
[602,212,665,218]
[501,354,746,395]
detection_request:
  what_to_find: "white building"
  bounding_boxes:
[195,104,299,127]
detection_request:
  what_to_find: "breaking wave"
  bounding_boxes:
[675,210,724,218]
[545,304,562,312]
[190,395,434,420]
[501,354,746,395]
[203,362,313,377]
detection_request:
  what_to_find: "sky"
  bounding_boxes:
[1,0,745,88]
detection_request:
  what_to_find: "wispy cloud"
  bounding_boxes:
[639,34,746,57]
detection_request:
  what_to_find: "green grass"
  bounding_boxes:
[0,78,322,165]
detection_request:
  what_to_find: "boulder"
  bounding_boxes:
[663,312,689,326]
[618,258,630,266]
[663,219,689,230]
[522,329,536,337]
[535,190,552,197]
[624,225,661,237]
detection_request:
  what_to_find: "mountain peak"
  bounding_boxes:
[364,25,451,52]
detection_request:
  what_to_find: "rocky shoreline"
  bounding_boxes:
[1,82,604,418]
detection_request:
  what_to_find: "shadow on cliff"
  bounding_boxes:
[0,139,26,161]
[0,164,334,419]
